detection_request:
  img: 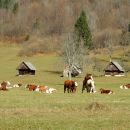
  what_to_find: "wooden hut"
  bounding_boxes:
[17,61,36,75]
[63,64,82,77]
[104,61,125,76]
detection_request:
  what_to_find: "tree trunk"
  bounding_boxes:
[68,59,72,80]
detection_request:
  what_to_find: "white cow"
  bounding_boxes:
[47,88,57,93]
[13,84,22,88]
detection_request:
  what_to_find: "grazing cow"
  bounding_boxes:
[13,83,22,88]
[64,80,78,93]
[82,74,96,93]
[120,84,130,89]
[99,88,113,94]
[26,84,37,91]
[0,81,11,91]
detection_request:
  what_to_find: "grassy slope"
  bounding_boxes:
[0,44,130,130]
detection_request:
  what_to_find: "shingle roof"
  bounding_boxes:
[17,61,36,70]
[23,61,36,70]
[111,61,124,72]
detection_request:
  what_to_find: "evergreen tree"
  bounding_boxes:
[0,0,4,8]
[12,2,19,14]
[75,10,92,48]
[0,0,12,10]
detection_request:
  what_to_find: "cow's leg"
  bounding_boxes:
[71,88,74,93]
[70,87,73,93]
[73,87,76,93]
[90,86,93,93]
[90,81,96,93]
[86,85,91,93]
[64,86,66,93]
[67,88,70,93]
[82,85,85,93]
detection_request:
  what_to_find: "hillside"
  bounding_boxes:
[0,0,130,73]
[0,0,129,49]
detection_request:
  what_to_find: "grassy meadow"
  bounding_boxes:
[0,44,130,130]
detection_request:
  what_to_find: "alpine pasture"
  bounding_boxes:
[0,44,130,130]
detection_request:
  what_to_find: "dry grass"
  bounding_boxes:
[18,36,63,56]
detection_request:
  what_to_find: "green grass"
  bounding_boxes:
[0,44,130,130]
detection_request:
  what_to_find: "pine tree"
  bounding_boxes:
[12,2,19,14]
[0,0,12,9]
[75,10,92,48]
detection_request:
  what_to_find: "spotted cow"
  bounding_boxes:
[99,88,114,94]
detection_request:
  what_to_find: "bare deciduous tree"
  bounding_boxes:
[104,32,113,62]
[62,32,88,79]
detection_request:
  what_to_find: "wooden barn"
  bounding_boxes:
[104,61,125,76]
[17,61,36,75]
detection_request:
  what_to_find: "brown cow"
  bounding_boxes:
[64,80,78,93]
[0,81,10,91]
[26,84,37,91]
[99,88,113,94]
[120,84,130,89]
[82,74,92,93]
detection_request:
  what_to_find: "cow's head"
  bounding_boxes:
[6,81,11,86]
[74,82,78,87]
[99,88,104,91]
[25,84,29,88]
[1,81,11,87]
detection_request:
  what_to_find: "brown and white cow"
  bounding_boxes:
[64,80,78,93]
[99,88,114,94]
[0,81,11,91]
[120,84,130,89]
[82,74,96,93]
[35,86,57,93]
[26,84,37,91]
[35,86,48,92]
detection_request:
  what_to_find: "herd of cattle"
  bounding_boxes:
[0,74,130,94]
[65,74,130,94]
[0,81,57,94]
